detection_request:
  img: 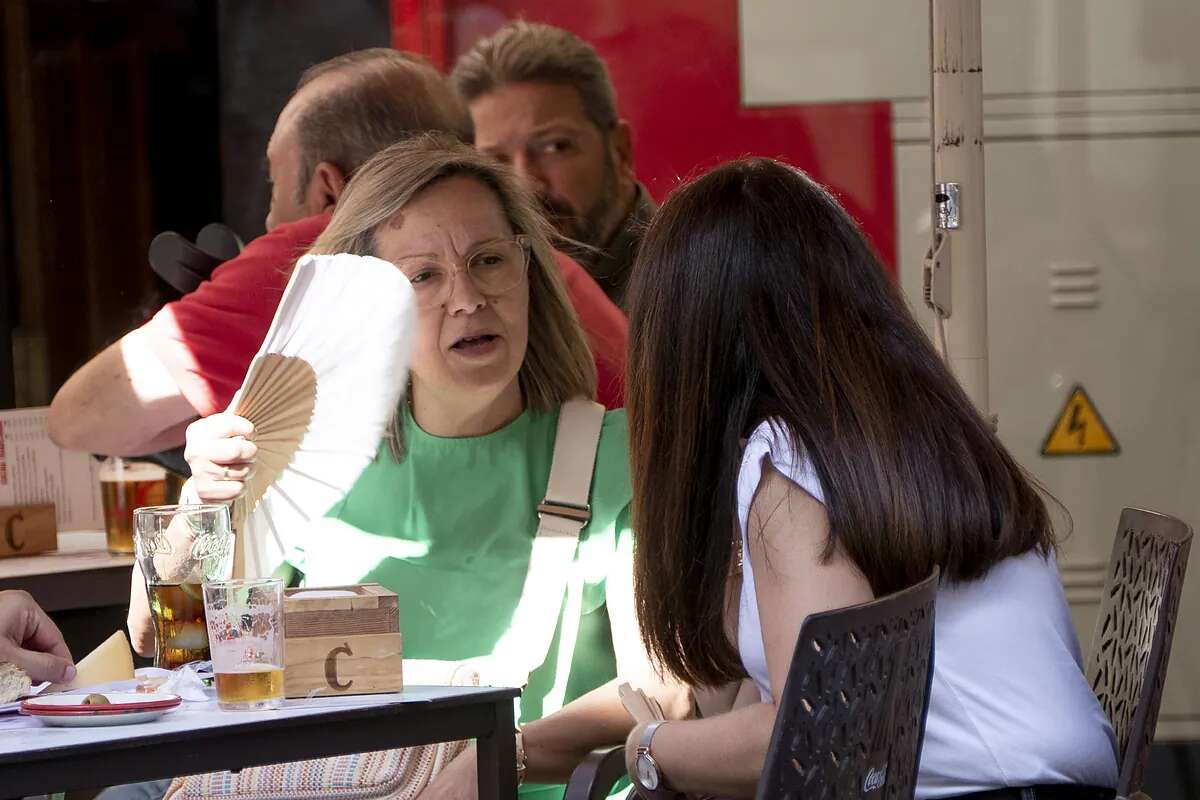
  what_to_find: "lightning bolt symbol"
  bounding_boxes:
[1067,401,1087,446]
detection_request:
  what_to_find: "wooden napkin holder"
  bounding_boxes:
[282,583,403,698]
[0,504,56,558]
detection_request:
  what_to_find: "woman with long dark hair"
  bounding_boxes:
[622,158,1117,799]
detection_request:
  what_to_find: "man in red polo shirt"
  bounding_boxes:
[48,49,626,458]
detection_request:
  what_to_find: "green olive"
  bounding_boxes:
[82,693,111,705]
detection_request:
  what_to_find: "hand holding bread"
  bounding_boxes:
[0,589,75,702]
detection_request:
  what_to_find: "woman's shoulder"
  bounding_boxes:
[741,418,825,506]
[532,404,629,543]
[587,408,630,521]
[595,408,630,491]
[598,407,628,452]
[745,418,797,468]
[534,404,628,494]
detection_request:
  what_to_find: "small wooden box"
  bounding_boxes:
[282,583,403,699]
[0,504,56,559]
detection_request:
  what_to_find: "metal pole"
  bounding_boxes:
[930,0,989,416]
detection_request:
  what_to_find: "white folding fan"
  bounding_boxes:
[226,252,415,578]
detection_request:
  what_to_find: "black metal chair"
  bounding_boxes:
[565,567,939,800]
[756,567,938,799]
[564,746,629,800]
[1087,507,1193,800]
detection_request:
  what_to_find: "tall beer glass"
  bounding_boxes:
[203,578,286,710]
[100,458,167,554]
[133,504,234,669]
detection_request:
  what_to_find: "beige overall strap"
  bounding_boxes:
[487,397,605,686]
[539,397,606,525]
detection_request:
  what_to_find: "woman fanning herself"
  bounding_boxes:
[622,159,1117,799]
[184,134,665,800]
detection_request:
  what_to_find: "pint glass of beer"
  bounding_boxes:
[133,504,234,670]
[100,458,168,554]
[203,578,286,710]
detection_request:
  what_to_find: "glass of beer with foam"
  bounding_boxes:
[100,458,167,554]
[203,577,286,710]
[133,504,234,670]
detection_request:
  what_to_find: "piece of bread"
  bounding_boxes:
[0,662,32,704]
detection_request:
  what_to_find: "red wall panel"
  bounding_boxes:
[392,0,897,271]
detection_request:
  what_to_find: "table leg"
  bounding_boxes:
[477,698,517,800]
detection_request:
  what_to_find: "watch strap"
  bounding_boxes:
[636,720,672,792]
[640,719,668,749]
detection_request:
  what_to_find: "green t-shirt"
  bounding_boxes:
[284,406,632,799]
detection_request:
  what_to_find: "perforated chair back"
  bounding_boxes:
[756,568,939,800]
[1087,507,1193,797]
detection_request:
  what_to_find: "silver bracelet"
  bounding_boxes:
[515,726,527,786]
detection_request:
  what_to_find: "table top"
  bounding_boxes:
[0,684,521,763]
[0,530,132,580]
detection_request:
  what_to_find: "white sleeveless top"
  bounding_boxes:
[736,420,1118,798]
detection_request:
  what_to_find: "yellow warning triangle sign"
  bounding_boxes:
[1041,385,1119,456]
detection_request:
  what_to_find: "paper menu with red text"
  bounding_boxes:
[0,406,103,531]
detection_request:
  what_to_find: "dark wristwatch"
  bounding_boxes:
[634,720,669,791]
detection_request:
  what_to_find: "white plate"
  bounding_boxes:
[0,681,49,715]
[21,691,182,727]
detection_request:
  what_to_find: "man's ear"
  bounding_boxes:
[304,161,348,215]
[611,120,635,179]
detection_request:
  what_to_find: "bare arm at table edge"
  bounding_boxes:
[127,561,155,658]
[417,676,694,800]
[48,327,199,456]
[523,676,691,783]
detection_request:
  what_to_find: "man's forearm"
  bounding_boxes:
[48,332,200,455]
[126,419,194,456]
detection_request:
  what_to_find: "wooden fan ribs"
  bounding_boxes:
[234,354,318,517]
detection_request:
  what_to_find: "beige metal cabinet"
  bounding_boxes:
[743,0,1200,738]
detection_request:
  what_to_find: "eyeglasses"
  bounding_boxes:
[394,235,531,309]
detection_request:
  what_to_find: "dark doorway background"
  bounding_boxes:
[217,0,390,241]
[0,0,389,409]
[0,0,220,408]
[0,4,389,757]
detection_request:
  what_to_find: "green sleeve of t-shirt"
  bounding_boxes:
[273,561,303,587]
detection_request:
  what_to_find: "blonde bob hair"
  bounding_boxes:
[308,132,597,456]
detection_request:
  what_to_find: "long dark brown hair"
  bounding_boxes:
[626,158,1054,688]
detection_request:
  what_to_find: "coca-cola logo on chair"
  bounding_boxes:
[862,762,887,796]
